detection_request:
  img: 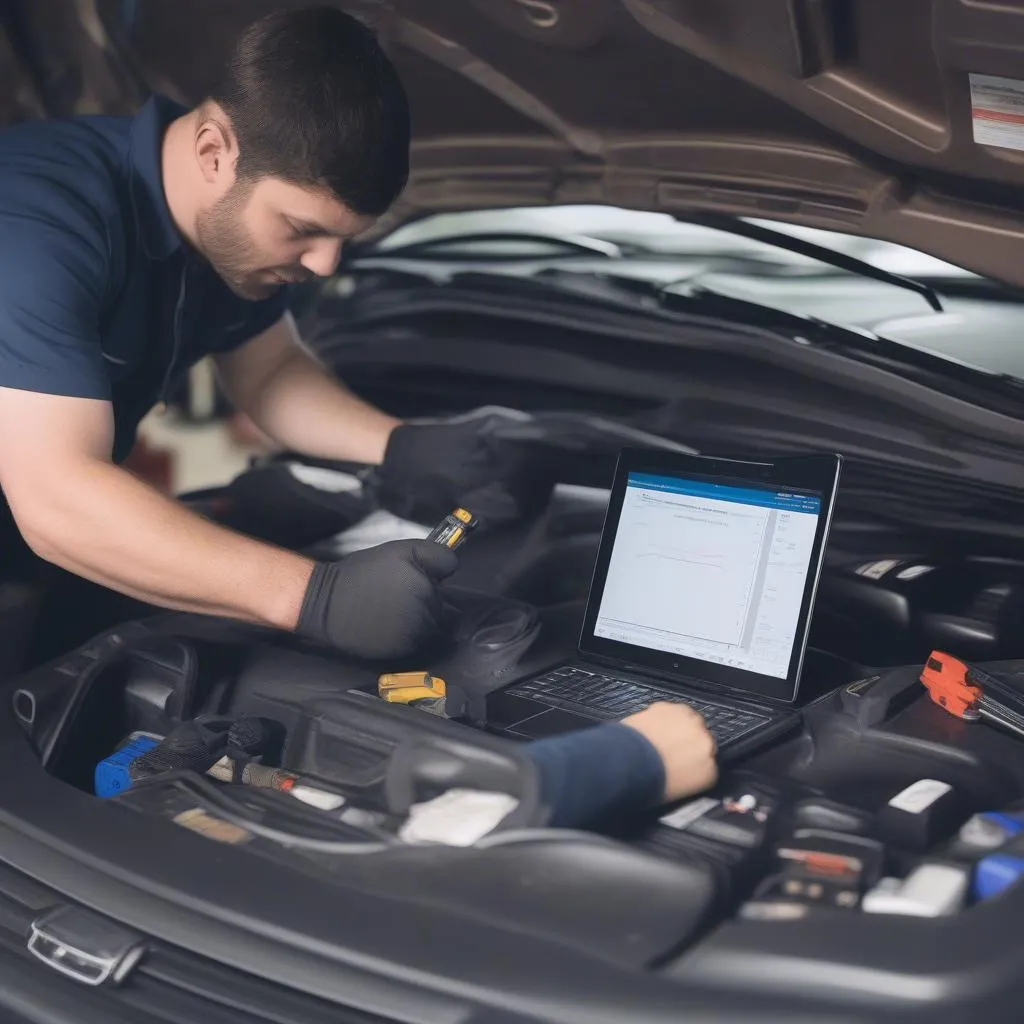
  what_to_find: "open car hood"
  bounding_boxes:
[7,1,1024,286]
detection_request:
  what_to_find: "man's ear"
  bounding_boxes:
[194,107,236,186]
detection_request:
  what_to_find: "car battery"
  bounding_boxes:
[740,829,886,920]
[640,779,781,908]
[875,778,970,853]
[862,862,970,916]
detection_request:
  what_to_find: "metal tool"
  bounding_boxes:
[920,650,1024,740]
[205,758,346,810]
[206,759,296,789]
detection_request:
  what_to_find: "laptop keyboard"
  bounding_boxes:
[506,667,770,745]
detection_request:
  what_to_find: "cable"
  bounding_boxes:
[472,827,608,849]
[127,771,395,854]
[126,771,575,853]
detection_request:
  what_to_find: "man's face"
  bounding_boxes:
[195,177,377,300]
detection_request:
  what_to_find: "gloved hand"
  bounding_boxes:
[376,413,556,527]
[295,540,458,660]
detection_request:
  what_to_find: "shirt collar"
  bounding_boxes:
[127,94,187,260]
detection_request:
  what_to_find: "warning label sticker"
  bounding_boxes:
[970,73,1024,152]
[173,807,252,845]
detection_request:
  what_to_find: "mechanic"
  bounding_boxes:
[0,5,722,821]
[0,6,551,666]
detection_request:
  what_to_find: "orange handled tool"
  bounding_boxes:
[920,650,1024,739]
[920,651,983,720]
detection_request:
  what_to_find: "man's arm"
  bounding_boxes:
[214,313,400,465]
[0,386,314,629]
[216,313,554,529]
[526,703,718,829]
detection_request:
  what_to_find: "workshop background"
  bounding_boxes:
[130,361,269,494]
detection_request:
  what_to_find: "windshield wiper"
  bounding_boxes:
[362,231,623,262]
[682,213,943,312]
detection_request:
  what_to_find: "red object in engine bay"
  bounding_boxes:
[920,650,1024,742]
[920,651,983,720]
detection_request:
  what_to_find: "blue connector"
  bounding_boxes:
[94,734,160,798]
[974,853,1024,901]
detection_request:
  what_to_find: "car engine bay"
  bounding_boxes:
[4,416,1024,1022]
[6,0,1024,1017]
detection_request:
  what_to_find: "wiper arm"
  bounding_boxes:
[361,231,623,262]
[682,213,943,312]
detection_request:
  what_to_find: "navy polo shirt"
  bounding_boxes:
[0,94,290,463]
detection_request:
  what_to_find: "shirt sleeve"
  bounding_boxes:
[525,722,667,829]
[0,208,111,401]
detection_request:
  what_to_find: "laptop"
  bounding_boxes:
[486,447,843,759]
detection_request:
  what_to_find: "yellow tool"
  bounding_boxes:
[377,672,446,704]
[426,507,479,550]
[378,671,433,692]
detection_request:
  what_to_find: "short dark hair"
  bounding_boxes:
[209,6,410,216]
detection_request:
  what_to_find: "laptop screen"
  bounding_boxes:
[591,470,823,684]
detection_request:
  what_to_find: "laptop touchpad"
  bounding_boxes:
[512,708,596,738]
[488,692,549,724]
[488,692,599,738]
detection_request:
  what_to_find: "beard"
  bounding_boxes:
[194,181,280,301]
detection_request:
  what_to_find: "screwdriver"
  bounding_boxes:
[426,507,478,551]
[370,508,475,719]
[920,650,1024,740]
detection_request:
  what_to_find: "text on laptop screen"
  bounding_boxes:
[593,472,822,679]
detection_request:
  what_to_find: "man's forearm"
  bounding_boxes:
[234,347,400,465]
[20,460,314,628]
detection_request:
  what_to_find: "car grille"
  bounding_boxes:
[0,860,395,1024]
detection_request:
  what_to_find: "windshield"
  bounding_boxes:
[375,205,977,277]
[366,206,1024,383]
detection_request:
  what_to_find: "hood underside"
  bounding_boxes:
[8,0,1024,286]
